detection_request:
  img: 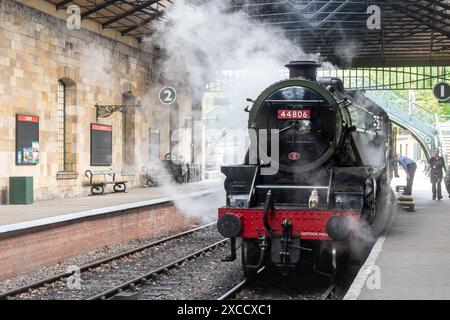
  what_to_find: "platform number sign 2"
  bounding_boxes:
[159,86,177,105]
[433,82,450,102]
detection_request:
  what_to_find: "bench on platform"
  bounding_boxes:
[85,169,128,195]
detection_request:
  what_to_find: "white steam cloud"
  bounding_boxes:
[147,0,315,129]
[141,0,316,220]
[151,0,308,87]
[144,159,222,223]
[80,44,114,88]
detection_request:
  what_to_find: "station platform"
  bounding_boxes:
[0,181,223,280]
[0,180,221,234]
[345,171,450,300]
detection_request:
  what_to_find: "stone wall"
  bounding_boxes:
[0,0,196,203]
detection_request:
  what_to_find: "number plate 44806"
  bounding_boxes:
[278,109,311,120]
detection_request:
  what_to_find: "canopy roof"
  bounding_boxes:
[47,0,450,67]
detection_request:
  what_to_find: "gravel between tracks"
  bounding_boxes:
[130,246,336,300]
[136,243,243,300]
[232,268,336,300]
[0,222,215,299]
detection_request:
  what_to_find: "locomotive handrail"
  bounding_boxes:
[265,99,325,103]
[327,170,334,206]
[256,185,328,190]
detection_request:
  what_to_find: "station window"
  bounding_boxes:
[57,81,66,171]
[57,78,77,174]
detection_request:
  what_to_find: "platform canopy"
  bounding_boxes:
[49,0,450,67]
[229,0,450,67]
[47,0,173,37]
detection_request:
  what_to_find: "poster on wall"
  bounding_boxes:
[91,124,113,166]
[16,114,40,165]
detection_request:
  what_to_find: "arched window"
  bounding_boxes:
[57,78,77,173]
[122,92,136,167]
[57,80,66,171]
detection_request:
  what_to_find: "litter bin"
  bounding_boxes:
[9,177,33,205]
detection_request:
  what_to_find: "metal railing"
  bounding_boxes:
[435,120,450,166]
[345,76,438,158]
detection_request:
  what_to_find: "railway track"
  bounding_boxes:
[220,280,336,301]
[320,283,336,300]
[1,222,341,301]
[217,268,266,301]
[88,239,228,300]
[0,222,220,300]
[218,267,337,301]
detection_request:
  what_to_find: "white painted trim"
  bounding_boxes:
[343,203,399,300]
[0,188,221,236]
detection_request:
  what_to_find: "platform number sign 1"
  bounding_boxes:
[159,86,177,105]
[433,82,450,102]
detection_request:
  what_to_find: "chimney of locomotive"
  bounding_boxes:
[285,61,321,81]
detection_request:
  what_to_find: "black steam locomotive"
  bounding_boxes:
[217,61,394,278]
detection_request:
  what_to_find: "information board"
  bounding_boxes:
[16,114,40,165]
[91,124,113,166]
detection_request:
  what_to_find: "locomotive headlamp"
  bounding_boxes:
[217,213,242,239]
[326,215,351,241]
[309,190,319,209]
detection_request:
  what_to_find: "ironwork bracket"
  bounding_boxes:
[95,104,128,122]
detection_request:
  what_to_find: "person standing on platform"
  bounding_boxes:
[428,149,447,200]
[395,155,417,196]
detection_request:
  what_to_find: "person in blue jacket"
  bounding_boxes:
[394,155,417,196]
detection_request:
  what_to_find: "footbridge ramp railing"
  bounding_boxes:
[436,120,450,165]
[345,76,440,160]
[364,90,437,159]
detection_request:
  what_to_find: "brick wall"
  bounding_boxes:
[0,202,197,280]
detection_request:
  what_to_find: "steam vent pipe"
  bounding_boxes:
[285,61,321,81]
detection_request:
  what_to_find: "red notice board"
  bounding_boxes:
[91,124,112,166]
[16,114,40,165]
